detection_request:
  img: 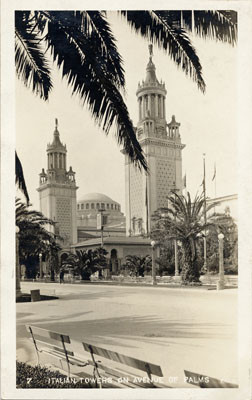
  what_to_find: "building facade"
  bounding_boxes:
[124,45,185,237]
[37,119,78,249]
[76,192,126,241]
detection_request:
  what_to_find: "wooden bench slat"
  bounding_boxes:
[26,324,165,387]
[30,338,74,357]
[82,342,163,377]
[26,325,71,344]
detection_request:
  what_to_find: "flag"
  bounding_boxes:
[212,163,216,181]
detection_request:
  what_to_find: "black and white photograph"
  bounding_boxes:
[1,2,252,400]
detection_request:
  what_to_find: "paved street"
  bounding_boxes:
[17,282,238,388]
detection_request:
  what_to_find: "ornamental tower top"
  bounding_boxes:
[136,45,168,140]
[39,119,76,186]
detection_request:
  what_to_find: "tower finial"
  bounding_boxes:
[55,118,58,129]
[148,44,153,60]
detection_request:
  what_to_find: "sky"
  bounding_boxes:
[16,11,237,213]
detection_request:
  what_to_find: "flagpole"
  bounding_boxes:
[215,164,217,199]
[212,162,217,214]
[203,154,207,273]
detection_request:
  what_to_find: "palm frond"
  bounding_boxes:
[193,11,237,45]
[16,197,54,226]
[160,10,237,45]
[15,152,30,204]
[43,11,147,170]
[15,11,52,100]
[120,10,205,93]
[78,11,125,88]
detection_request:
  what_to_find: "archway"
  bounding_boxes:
[60,253,68,265]
[110,249,119,274]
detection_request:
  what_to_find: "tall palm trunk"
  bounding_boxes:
[181,239,200,284]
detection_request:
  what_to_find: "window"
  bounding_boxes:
[107,204,109,209]
[86,203,89,209]
[77,204,80,210]
[111,204,114,210]
[91,203,94,209]
[96,203,100,209]
[101,203,105,209]
[81,203,84,210]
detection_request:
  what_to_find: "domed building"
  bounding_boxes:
[77,192,126,241]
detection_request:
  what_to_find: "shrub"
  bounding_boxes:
[16,361,91,388]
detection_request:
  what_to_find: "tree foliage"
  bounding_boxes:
[122,255,152,277]
[197,213,238,274]
[64,247,108,280]
[16,198,61,278]
[152,191,218,283]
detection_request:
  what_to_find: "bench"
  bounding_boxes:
[184,370,238,388]
[26,325,167,388]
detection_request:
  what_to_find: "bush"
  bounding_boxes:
[16,361,91,388]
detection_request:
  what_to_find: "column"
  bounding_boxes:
[148,94,151,116]
[155,94,158,118]
[162,97,164,118]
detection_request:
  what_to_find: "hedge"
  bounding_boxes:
[16,361,92,388]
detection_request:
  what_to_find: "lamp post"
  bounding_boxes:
[217,233,225,290]
[39,253,43,280]
[16,226,21,298]
[98,208,106,248]
[150,240,157,286]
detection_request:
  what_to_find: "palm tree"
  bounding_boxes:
[122,255,152,277]
[16,198,60,291]
[15,10,237,201]
[152,191,218,284]
[65,248,108,280]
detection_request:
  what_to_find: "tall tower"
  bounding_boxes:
[37,119,78,247]
[125,45,185,236]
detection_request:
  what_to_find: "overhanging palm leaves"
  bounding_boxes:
[120,10,206,92]
[15,10,237,199]
[15,152,29,204]
[15,11,52,100]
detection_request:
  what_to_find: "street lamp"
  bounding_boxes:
[151,240,157,286]
[217,233,225,290]
[39,253,43,279]
[16,226,21,298]
[98,208,106,247]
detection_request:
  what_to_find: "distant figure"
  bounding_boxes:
[59,270,65,284]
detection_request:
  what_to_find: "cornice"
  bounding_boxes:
[37,182,78,192]
[139,137,185,149]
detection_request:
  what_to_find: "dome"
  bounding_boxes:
[77,192,118,204]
